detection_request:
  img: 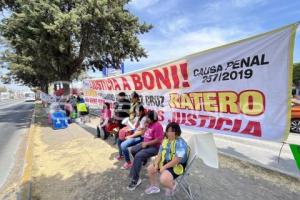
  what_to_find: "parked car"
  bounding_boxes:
[290,101,300,133]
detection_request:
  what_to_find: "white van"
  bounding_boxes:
[0,92,9,100]
[24,92,35,102]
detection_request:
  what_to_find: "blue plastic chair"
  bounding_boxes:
[51,111,68,130]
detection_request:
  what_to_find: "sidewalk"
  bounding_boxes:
[214,133,300,178]
[30,103,300,200]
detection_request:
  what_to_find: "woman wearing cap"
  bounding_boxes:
[145,122,189,197]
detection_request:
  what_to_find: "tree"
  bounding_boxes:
[293,63,300,85]
[0,0,19,11]
[0,0,152,92]
[0,74,12,84]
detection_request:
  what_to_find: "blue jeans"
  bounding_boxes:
[118,137,143,162]
[129,143,159,181]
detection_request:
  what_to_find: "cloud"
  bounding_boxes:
[158,16,190,35]
[157,27,250,57]
[127,0,160,10]
[124,0,298,72]
[231,0,268,8]
[125,26,254,71]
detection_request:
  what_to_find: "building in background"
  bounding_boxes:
[102,63,125,77]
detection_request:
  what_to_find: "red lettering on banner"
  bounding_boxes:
[93,80,98,90]
[180,63,190,88]
[107,79,113,90]
[215,118,233,131]
[169,112,262,137]
[89,62,190,91]
[153,68,172,89]
[186,114,197,126]
[232,119,242,132]
[95,80,100,90]
[142,72,155,90]
[104,80,110,90]
[157,110,165,121]
[198,115,209,127]
[121,77,131,90]
[171,65,180,88]
[207,116,216,128]
[130,74,143,90]
[98,80,105,90]
[241,121,262,137]
[112,78,121,90]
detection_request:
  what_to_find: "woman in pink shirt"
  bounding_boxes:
[64,100,73,117]
[127,110,164,191]
[96,102,112,138]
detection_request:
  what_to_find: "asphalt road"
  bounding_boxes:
[0,100,34,188]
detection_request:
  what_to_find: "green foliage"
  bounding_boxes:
[293,63,300,84]
[0,0,152,91]
[0,0,20,11]
[0,73,12,84]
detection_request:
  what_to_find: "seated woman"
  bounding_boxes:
[116,105,147,169]
[127,110,164,191]
[145,122,189,197]
[96,102,114,139]
[64,99,73,118]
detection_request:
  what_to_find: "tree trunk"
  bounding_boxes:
[54,83,58,92]
[62,82,70,96]
[59,71,72,96]
[40,81,49,94]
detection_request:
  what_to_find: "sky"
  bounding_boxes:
[122,0,300,73]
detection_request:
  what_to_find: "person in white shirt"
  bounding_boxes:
[116,105,147,170]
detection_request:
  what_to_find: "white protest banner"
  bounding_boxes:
[83,23,298,142]
[40,91,57,103]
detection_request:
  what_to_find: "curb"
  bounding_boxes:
[17,104,37,200]
[219,151,300,180]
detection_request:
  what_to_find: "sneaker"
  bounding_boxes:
[126,179,142,191]
[121,162,133,170]
[145,186,160,195]
[115,155,124,161]
[165,188,173,197]
[165,182,177,197]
